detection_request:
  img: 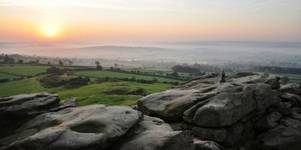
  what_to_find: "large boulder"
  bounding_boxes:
[115,116,195,150]
[280,93,301,107]
[185,83,279,127]
[258,118,301,150]
[0,105,141,150]
[193,139,222,150]
[280,83,301,95]
[191,121,254,146]
[255,111,282,131]
[137,89,212,122]
[0,93,60,117]
[0,93,60,139]
[137,73,299,149]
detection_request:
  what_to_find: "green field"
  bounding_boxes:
[0,64,48,76]
[75,70,181,82]
[0,73,18,80]
[280,74,301,83]
[57,82,170,106]
[0,77,170,106]
[0,64,181,106]
[0,78,47,96]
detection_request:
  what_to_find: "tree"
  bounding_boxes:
[95,61,103,70]
[171,65,200,74]
[4,55,15,64]
[18,59,24,64]
[46,66,65,75]
[171,71,179,78]
[67,60,73,66]
[59,60,64,66]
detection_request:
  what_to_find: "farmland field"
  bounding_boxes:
[57,82,171,106]
[0,78,47,96]
[0,64,177,106]
[75,70,181,82]
[281,74,301,83]
[0,77,170,106]
[0,73,18,80]
[0,64,48,76]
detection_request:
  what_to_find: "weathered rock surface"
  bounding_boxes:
[0,93,60,140]
[280,83,301,95]
[0,93,60,117]
[280,92,301,107]
[137,89,210,121]
[0,93,196,150]
[186,83,279,127]
[258,118,301,150]
[193,139,222,150]
[115,116,195,150]
[1,105,141,150]
[138,73,301,149]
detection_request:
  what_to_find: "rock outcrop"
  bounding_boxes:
[1,72,301,150]
[0,93,60,140]
[138,73,301,150]
[0,93,197,150]
[114,116,195,150]
[0,93,60,117]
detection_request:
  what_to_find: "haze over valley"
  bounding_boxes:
[1,41,301,68]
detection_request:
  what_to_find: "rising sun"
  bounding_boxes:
[40,24,62,38]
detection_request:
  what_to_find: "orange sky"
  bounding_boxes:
[1,0,301,43]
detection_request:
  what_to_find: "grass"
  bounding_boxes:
[0,73,18,80]
[0,77,171,106]
[0,64,48,76]
[75,70,181,82]
[0,64,176,106]
[280,74,301,83]
[0,78,47,96]
[56,82,171,106]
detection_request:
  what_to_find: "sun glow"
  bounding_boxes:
[39,22,63,38]
[41,25,60,38]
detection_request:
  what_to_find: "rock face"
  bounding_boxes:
[1,72,301,150]
[115,116,195,150]
[1,105,141,150]
[0,93,198,150]
[137,89,206,122]
[187,83,279,127]
[0,93,60,117]
[138,73,301,149]
[0,93,60,140]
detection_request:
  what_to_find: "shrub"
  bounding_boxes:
[46,66,66,75]
[40,75,90,88]
[65,77,90,88]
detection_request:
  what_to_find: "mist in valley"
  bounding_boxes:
[1,41,301,68]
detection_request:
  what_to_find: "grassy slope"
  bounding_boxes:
[0,78,47,96]
[0,65,175,106]
[0,64,48,76]
[0,78,170,106]
[0,73,18,80]
[75,70,180,82]
[280,74,301,83]
[57,82,170,106]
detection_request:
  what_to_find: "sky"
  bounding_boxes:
[0,0,301,43]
